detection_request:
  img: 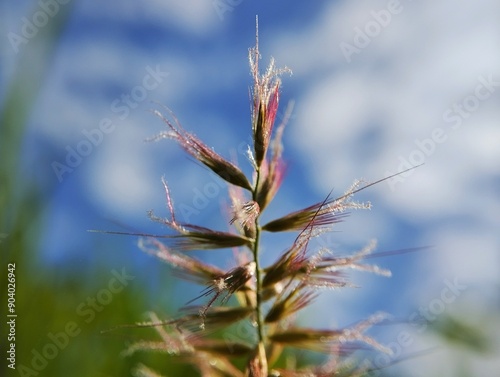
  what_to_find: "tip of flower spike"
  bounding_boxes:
[249,25,291,168]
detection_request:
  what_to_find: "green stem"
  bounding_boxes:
[253,223,264,343]
[252,168,265,346]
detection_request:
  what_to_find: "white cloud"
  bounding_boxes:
[422,226,500,287]
[76,0,219,35]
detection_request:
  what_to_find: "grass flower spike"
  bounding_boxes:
[119,19,412,377]
[249,22,291,168]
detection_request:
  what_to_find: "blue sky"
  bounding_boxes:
[2,0,500,375]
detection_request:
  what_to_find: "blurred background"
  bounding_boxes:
[1,0,499,376]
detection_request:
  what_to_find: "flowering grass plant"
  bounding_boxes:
[114,21,420,377]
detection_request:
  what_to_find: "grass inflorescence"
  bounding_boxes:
[117,19,416,377]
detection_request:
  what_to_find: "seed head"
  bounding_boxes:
[111,19,422,377]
